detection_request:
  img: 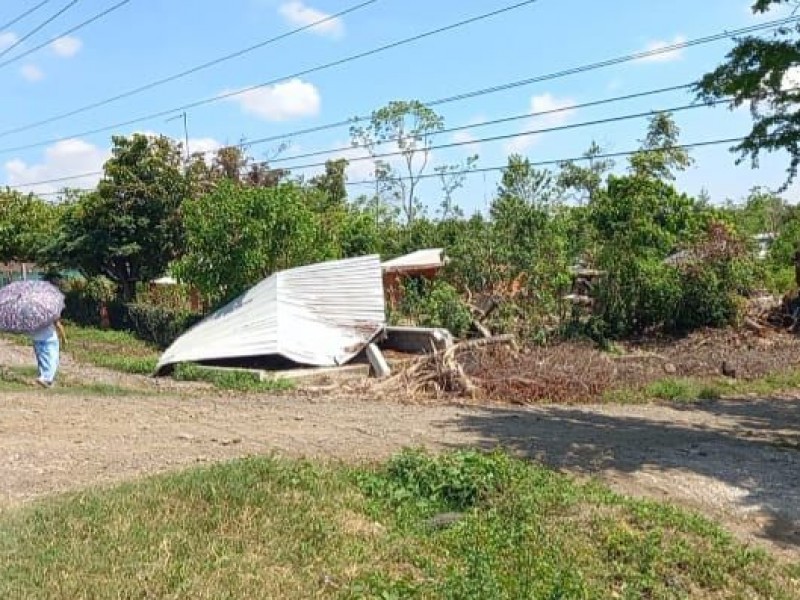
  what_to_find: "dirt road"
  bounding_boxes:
[1,340,798,559]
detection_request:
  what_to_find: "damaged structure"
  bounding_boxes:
[155,255,386,375]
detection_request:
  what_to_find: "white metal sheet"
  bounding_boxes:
[156,255,385,372]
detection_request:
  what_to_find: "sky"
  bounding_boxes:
[0,0,798,215]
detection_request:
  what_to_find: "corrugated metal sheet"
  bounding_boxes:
[156,255,385,373]
[382,248,447,272]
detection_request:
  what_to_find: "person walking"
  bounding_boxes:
[30,318,66,388]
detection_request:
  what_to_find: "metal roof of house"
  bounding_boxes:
[381,248,448,273]
[156,255,386,373]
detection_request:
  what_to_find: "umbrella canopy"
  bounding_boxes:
[0,280,65,334]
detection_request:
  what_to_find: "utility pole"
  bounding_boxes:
[166,111,189,163]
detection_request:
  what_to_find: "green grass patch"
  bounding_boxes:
[605,368,800,405]
[3,325,293,393]
[0,365,140,396]
[63,325,160,375]
[0,450,796,599]
[174,363,294,392]
[2,325,161,376]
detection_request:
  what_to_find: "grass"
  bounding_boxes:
[0,365,139,396]
[2,326,161,375]
[174,363,295,392]
[63,325,160,375]
[602,368,800,404]
[3,324,293,393]
[0,449,796,599]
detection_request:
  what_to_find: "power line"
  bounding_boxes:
[0,14,791,157]
[274,96,732,172]
[187,16,800,151]
[267,83,694,165]
[0,0,376,98]
[24,134,758,197]
[0,0,132,70]
[4,93,741,190]
[0,0,79,60]
[345,136,755,187]
[0,0,542,142]
[0,0,54,32]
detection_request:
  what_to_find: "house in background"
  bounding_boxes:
[0,262,43,285]
[381,248,449,309]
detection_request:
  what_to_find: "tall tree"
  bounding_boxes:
[0,190,61,264]
[435,154,477,220]
[629,112,693,180]
[696,1,800,187]
[351,100,445,223]
[51,134,188,300]
[310,158,349,208]
[493,154,559,215]
[558,141,614,204]
[175,181,335,305]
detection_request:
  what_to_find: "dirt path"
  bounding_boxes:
[1,341,799,559]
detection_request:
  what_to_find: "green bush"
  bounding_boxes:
[595,256,682,337]
[394,279,473,337]
[124,304,201,349]
[60,279,201,349]
[61,276,115,328]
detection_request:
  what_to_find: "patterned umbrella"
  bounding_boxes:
[0,280,65,334]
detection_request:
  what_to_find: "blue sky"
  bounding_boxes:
[0,0,797,214]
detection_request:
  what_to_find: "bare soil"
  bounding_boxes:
[1,338,799,561]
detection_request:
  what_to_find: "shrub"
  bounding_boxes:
[61,276,115,327]
[123,304,202,349]
[393,279,473,337]
[60,279,201,349]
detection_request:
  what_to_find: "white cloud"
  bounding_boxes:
[0,31,19,52]
[635,35,687,63]
[132,130,223,159]
[451,130,483,154]
[224,78,321,122]
[186,137,222,156]
[50,35,82,58]
[20,64,44,82]
[4,139,109,196]
[278,1,344,39]
[505,93,576,154]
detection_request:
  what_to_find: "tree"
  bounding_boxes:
[558,141,615,204]
[187,145,287,194]
[0,191,62,264]
[735,187,788,235]
[629,112,693,180]
[696,1,800,187]
[434,154,477,220]
[50,134,189,300]
[175,181,335,305]
[351,100,445,223]
[492,155,560,231]
[310,158,349,208]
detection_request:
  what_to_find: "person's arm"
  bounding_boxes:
[54,320,66,347]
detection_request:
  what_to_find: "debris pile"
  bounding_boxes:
[466,343,617,404]
[744,292,800,333]
[367,322,800,405]
[375,335,517,399]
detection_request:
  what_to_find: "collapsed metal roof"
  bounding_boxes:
[156,255,386,374]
